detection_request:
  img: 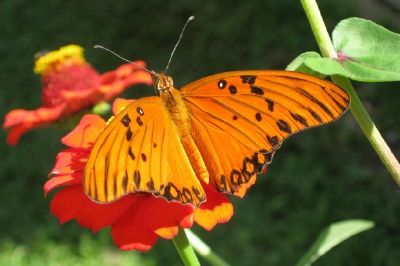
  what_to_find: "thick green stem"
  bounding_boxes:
[172,228,201,266]
[299,0,400,186]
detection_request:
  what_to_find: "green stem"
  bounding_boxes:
[186,229,231,266]
[299,0,400,186]
[172,228,201,266]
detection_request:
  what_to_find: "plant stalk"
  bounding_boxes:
[172,228,201,266]
[299,0,400,186]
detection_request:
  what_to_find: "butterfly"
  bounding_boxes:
[83,70,350,206]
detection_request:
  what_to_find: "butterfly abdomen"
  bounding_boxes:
[160,87,209,184]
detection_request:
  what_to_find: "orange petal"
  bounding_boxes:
[99,62,153,101]
[49,148,88,175]
[154,226,179,239]
[61,114,105,148]
[44,173,81,196]
[112,98,136,115]
[3,104,66,145]
[194,183,233,231]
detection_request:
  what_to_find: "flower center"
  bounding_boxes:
[41,61,101,107]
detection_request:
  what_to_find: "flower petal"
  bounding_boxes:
[50,186,134,232]
[141,196,194,239]
[111,200,158,251]
[194,183,234,231]
[3,104,66,145]
[44,173,82,195]
[112,98,136,115]
[99,62,153,101]
[49,148,88,176]
[61,114,105,148]
[61,89,100,113]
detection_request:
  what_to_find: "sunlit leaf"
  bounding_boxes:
[297,18,400,82]
[286,51,325,78]
[296,219,374,266]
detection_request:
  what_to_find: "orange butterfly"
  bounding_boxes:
[83,70,350,206]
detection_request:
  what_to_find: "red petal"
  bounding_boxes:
[3,104,66,145]
[45,147,88,195]
[61,89,101,113]
[112,98,135,115]
[50,148,88,175]
[44,172,82,195]
[99,62,153,101]
[5,123,33,146]
[111,200,158,251]
[141,196,194,239]
[194,183,233,231]
[50,186,134,232]
[61,114,105,148]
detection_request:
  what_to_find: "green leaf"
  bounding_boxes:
[296,219,375,266]
[286,51,326,78]
[297,18,400,82]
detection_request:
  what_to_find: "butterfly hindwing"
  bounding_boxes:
[181,70,350,196]
[83,97,206,206]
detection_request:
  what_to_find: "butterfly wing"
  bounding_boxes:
[83,96,206,206]
[181,70,350,196]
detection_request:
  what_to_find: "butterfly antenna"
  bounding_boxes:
[94,45,158,77]
[164,15,195,74]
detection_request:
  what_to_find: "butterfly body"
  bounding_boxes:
[84,70,350,206]
[157,73,210,185]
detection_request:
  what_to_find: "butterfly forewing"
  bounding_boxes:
[84,69,349,204]
[181,70,350,195]
[83,97,206,206]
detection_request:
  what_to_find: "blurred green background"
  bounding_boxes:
[1,0,399,265]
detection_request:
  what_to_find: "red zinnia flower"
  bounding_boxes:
[3,44,153,145]
[44,98,233,251]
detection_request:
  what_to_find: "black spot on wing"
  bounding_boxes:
[307,108,323,123]
[250,86,264,95]
[298,88,335,119]
[134,170,141,188]
[136,106,144,116]
[219,175,228,192]
[126,128,133,141]
[146,178,155,191]
[265,98,274,112]
[255,112,262,121]
[122,172,128,192]
[181,187,194,204]
[121,114,131,127]
[229,85,237,95]
[240,75,257,84]
[290,112,309,127]
[218,79,227,89]
[192,186,205,202]
[266,135,279,148]
[277,119,292,134]
[136,116,143,126]
[128,147,135,160]
[163,183,181,201]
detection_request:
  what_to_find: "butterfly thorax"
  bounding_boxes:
[155,73,210,183]
[154,73,174,93]
[156,73,190,133]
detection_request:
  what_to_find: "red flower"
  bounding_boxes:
[45,99,233,251]
[3,44,153,145]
